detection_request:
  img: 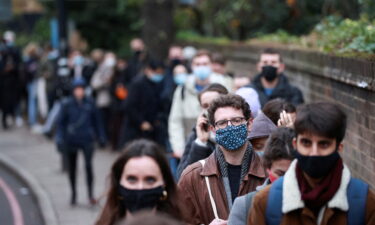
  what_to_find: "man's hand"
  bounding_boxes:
[140,121,153,131]
[277,110,295,128]
[196,112,210,143]
[209,218,227,225]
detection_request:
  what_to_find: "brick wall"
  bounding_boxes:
[189,42,375,189]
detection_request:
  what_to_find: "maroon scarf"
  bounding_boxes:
[296,158,343,210]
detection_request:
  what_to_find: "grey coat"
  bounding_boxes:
[227,178,271,225]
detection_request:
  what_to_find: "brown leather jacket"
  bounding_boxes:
[178,152,267,225]
[248,160,375,225]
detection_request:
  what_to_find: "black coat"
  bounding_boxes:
[176,128,216,180]
[250,73,304,107]
[122,75,166,146]
[56,97,106,147]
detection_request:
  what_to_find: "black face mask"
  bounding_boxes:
[171,59,182,66]
[295,150,340,179]
[261,66,278,82]
[119,185,164,213]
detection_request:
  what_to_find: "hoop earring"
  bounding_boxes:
[160,190,168,201]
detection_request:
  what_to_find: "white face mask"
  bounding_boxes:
[104,57,116,67]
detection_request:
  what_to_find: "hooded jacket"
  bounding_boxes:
[249,73,304,107]
[248,111,277,140]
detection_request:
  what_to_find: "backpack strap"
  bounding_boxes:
[347,178,368,225]
[180,85,185,101]
[265,177,284,225]
[199,160,219,220]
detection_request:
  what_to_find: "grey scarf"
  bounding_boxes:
[215,142,253,209]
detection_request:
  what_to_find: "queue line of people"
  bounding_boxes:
[1,31,373,225]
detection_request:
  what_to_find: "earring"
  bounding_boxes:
[160,190,168,201]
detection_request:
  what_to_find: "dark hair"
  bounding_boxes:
[198,83,229,104]
[294,102,347,145]
[192,49,212,62]
[146,59,166,70]
[260,48,283,63]
[123,211,184,225]
[262,99,296,125]
[208,94,251,126]
[212,52,226,65]
[263,127,296,169]
[95,139,181,225]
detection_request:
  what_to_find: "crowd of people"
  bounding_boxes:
[1,30,374,225]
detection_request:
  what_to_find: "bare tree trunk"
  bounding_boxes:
[142,0,175,61]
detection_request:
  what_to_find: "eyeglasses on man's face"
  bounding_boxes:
[214,117,247,129]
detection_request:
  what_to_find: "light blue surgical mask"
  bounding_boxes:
[193,66,211,80]
[149,73,164,83]
[174,73,188,85]
[73,56,84,66]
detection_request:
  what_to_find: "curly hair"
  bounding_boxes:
[208,94,251,126]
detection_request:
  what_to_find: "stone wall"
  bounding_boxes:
[190,42,375,189]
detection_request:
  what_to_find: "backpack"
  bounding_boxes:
[266,177,369,225]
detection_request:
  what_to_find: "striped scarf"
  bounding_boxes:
[215,142,253,209]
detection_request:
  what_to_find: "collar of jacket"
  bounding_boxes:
[282,159,351,214]
[199,148,267,180]
[252,73,289,91]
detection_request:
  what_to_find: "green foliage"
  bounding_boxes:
[176,30,230,45]
[313,16,375,54]
[13,16,51,48]
[253,30,301,45]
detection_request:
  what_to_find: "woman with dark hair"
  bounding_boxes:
[95,139,181,225]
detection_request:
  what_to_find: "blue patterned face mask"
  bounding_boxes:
[215,124,248,151]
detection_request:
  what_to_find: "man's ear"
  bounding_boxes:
[337,143,344,153]
[210,125,216,134]
[277,63,285,74]
[292,137,297,149]
[256,62,262,73]
[247,119,253,133]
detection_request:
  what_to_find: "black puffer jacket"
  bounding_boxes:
[249,73,304,107]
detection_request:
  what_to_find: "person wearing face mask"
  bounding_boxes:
[178,94,266,225]
[95,139,182,225]
[124,38,147,84]
[228,127,295,225]
[238,48,304,108]
[248,111,278,156]
[121,59,167,147]
[248,102,375,225]
[176,83,228,180]
[91,52,117,141]
[168,50,233,160]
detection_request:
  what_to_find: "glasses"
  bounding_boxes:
[214,117,246,129]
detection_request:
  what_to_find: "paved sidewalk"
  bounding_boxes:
[0,127,119,225]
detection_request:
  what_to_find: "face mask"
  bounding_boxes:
[256,151,264,157]
[104,57,116,67]
[261,66,278,82]
[171,59,182,66]
[268,170,278,183]
[193,66,211,80]
[295,150,340,178]
[119,185,164,213]
[73,56,84,66]
[174,73,187,85]
[215,124,248,151]
[150,74,164,83]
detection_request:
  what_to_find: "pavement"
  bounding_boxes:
[0,127,120,225]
